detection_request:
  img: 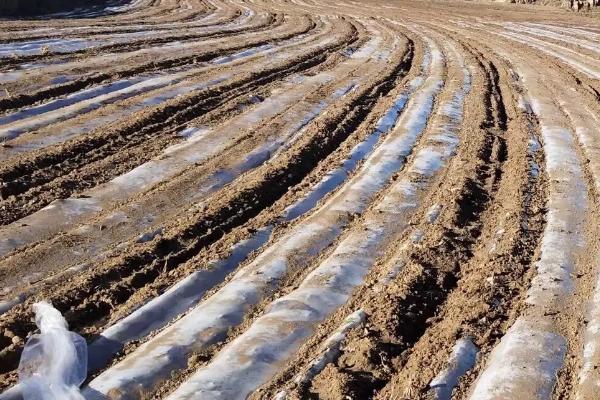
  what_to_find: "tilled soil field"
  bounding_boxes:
[0,0,599,399]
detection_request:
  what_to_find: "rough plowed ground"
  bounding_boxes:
[0,0,599,399]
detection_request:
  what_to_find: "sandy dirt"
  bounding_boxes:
[0,0,599,399]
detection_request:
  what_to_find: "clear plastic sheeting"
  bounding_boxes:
[429,337,478,400]
[18,302,87,400]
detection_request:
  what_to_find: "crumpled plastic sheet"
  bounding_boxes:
[18,302,87,400]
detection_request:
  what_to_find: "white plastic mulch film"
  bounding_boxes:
[18,301,87,400]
